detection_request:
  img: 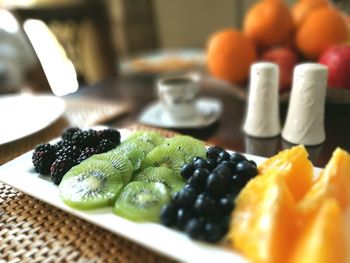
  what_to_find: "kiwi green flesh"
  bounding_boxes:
[59,160,124,210]
[112,140,155,170]
[90,152,133,185]
[124,131,165,146]
[141,146,185,172]
[113,181,170,222]
[133,167,185,195]
[163,136,206,162]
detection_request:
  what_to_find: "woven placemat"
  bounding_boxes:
[0,124,178,263]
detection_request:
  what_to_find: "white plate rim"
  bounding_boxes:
[0,129,322,262]
[0,94,65,145]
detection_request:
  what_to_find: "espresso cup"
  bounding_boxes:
[157,74,200,121]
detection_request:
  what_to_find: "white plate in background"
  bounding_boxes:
[0,94,65,145]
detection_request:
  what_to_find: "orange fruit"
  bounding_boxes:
[206,29,256,84]
[258,145,313,202]
[243,0,293,48]
[291,199,346,263]
[299,148,350,215]
[292,0,329,28]
[229,171,297,263]
[296,6,349,59]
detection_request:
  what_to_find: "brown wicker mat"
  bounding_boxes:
[0,98,177,262]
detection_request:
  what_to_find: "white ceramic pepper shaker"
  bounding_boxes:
[243,62,281,138]
[282,63,328,145]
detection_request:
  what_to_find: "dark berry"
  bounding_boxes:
[54,139,74,152]
[206,173,227,198]
[192,156,202,164]
[50,156,76,185]
[180,163,195,180]
[160,204,178,227]
[229,152,247,164]
[206,146,225,160]
[96,139,115,153]
[97,128,121,144]
[32,143,56,175]
[176,187,198,208]
[227,184,241,198]
[203,222,226,243]
[249,160,257,168]
[220,160,236,173]
[193,157,209,170]
[218,197,234,214]
[177,208,194,229]
[232,174,249,188]
[61,127,81,141]
[77,147,97,163]
[185,218,205,239]
[187,168,209,191]
[216,151,230,163]
[235,160,258,179]
[194,194,216,218]
[206,159,217,171]
[212,164,231,184]
[56,144,80,159]
[71,129,98,148]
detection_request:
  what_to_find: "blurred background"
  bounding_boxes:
[0,0,349,95]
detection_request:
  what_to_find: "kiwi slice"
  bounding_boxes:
[89,152,133,185]
[125,131,165,146]
[163,135,206,162]
[112,140,154,170]
[113,181,170,222]
[141,145,185,172]
[133,167,185,195]
[59,160,124,210]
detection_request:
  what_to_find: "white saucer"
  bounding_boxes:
[139,98,222,129]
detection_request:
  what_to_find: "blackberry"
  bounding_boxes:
[71,129,99,148]
[32,144,56,175]
[54,139,74,152]
[97,129,121,144]
[56,144,80,159]
[77,147,97,163]
[96,139,115,153]
[61,127,81,141]
[50,156,76,185]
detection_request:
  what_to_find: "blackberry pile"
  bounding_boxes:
[160,146,258,243]
[32,127,121,185]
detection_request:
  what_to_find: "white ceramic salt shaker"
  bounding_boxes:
[282,63,328,145]
[243,62,281,137]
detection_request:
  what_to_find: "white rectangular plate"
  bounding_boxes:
[0,129,321,263]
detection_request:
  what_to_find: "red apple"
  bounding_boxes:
[319,45,350,89]
[260,47,299,92]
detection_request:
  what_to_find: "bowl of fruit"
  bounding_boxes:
[205,0,350,104]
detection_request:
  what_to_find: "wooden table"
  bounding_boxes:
[72,75,350,167]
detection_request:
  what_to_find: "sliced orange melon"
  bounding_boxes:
[291,198,346,263]
[258,145,314,201]
[229,171,297,263]
[299,148,350,215]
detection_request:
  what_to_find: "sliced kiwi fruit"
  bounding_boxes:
[89,152,133,185]
[112,140,154,170]
[133,167,185,195]
[59,160,124,210]
[163,135,206,162]
[113,181,170,222]
[124,131,165,146]
[141,145,185,172]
